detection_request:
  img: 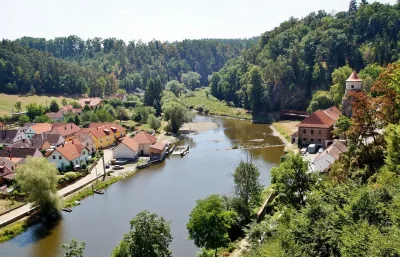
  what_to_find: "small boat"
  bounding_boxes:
[62,207,72,212]
[93,189,104,194]
[74,201,81,205]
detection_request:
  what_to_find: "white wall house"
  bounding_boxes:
[312,153,336,172]
[132,131,157,156]
[47,142,89,171]
[25,123,52,139]
[113,137,139,160]
[312,141,348,172]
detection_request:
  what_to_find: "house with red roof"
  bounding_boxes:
[51,123,81,138]
[312,141,348,172]
[295,106,342,148]
[112,137,139,160]
[78,123,126,149]
[47,140,90,171]
[25,123,53,139]
[78,98,102,109]
[149,142,167,160]
[132,131,157,155]
[45,112,64,122]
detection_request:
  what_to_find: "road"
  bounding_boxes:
[0,149,113,227]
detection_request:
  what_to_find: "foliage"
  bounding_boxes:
[15,157,61,217]
[307,90,334,113]
[144,78,162,114]
[132,106,156,123]
[25,103,46,121]
[111,210,172,257]
[17,114,30,126]
[165,80,185,97]
[115,106,129,121]
[181,71,201,90]
[14,101,22,112]
[162,93,194,133]
[333,115,352,137]
[187,194,237,256]
[49,100,60,112]
[34,114,51,123]
[147,114,161,131]
[62,238,86,257]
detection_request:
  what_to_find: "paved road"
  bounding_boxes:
[0,149,113,227]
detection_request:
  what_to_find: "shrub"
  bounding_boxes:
[65,172,79,181]
[195,88,200,91]
[203,107,210,114]
[185,91,195,97]
[81,163,87,170]
[188,105,194,110]
[195,105,205,113]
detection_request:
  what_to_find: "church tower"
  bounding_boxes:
[342,71,363,117]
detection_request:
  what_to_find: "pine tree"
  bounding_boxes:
[348,0,358,13]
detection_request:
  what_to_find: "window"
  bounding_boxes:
[83,151,85,155]
[76,160,78,164]
[59,156,62,160]
[351,85,354,89]
[318,130,321,135]
[100,140,103,143]
[303,138,307,142]
[53,156,55,159]
[311,129,314,135]
[311,138,314,142]
[12,166,14,170]
[303,129,306,133]
[318,139,321,142]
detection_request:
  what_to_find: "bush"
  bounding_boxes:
[203,107,210,114]
[65,172,79,181]
[81,163,87,170]
[188,105,194,110]
[195,105,205,113]
[185,91,195,97]
[195,88,200,91]
[147,114,161,131]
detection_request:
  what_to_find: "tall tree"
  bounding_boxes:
[14,101,22,112]
[62,239,86,257]
[49,100,60,112]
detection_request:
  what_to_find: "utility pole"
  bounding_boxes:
[102,153,106,177]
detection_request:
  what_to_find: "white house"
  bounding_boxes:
[132,131,157,156]
[0,129,27,146]
[25,123,52,139]
[47,141,89,171]
[113,137,139,160]
[312,141,348,172]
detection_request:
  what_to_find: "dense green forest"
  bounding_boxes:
[210,1,400,114]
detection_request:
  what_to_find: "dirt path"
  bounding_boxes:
[230,238,250,257]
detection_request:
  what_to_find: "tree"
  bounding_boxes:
[162,101,193,133]
[333,115,352,137]
[15,157,61,217]
[62,98,68,106]
[17,114,30,126]
[271,153,316,209]
[187,195,237,257]
[62,239,86,257]
[74,114,81,125]
[49,100,60,112]
[25,103,46,121]
[148,114,161,131]
[247,66,265,114]
[111,210,172,257]
[233,156,263,222]
[165,80,185,97]
[14,101,22,112]
[115,106,129,122]
[144,78,162,114]
[34,115,51,123]
[307,90,334,113]
[348,0,358,13]
[181,71,201,90]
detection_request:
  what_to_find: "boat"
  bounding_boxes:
[62,207,72,212]
[93,189,104,194]
[172,145,189,156]
[74,201,81,205]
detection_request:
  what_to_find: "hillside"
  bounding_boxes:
[209,1,400,114]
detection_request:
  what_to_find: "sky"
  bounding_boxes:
[1,0,397,43]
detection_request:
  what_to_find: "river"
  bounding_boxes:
[0,115,284,257]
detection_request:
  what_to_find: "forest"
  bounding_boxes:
[209,1,400,114]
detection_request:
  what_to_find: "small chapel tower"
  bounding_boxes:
[345,71,363,94]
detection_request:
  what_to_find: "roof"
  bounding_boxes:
[347,71,362,82]
[45,112,64,119]
[313,141,348,163]
[150,142,167,151]
[132,131,157,145]
[51,123,81,137]
[297,110,336,128]
[323,106,342,121]
[35,133,65,146]
[30,123,52,134]
[0,148,41,158]
[73,108,82,114]
[61,105,74,112]
[110,93,126,100]
[52,142,85,161]
[78,98,102,107]
[12,139,47,149]
[120,137,139,152]
[88,123,126,139]
[0,130,19,144]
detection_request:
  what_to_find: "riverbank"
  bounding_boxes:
[271,121,298,153]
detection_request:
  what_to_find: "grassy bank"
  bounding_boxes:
[0,94,74,116]
[0,219,28,243]
[271,121,299,142]
[183,88,251,120]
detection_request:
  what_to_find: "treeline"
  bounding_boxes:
[14,36,257,92]
[210,1,400,114]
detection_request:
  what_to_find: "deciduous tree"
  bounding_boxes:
[62,239,86,257]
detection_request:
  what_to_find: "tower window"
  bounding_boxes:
[351,85,354,89]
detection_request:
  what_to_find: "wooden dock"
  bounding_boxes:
[172,145,189,156]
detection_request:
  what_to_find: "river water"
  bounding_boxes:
[0,115,284,257]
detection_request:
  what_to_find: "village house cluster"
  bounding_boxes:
[292,71,362,172]
[0,96,166,186]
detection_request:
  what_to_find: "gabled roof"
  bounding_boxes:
[0,148,41,158]
[29,123,52,134]
[51,123,81,137]
[119,137,139,152]
[297,110,335,128]
[132,131,157,145]
[87,123,126,139]
[0,130,19,144]
[12,139,47,149]
[61,105,74,112]
[150,142,167,151]
[323,106,342,121]
[313,141,348,163]
[78,98,102,107]
[35,133,65,146]
[347,71,362,82]
[52,142,86,161]
[46,112,64,119]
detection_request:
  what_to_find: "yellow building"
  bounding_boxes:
[77,123,126,149]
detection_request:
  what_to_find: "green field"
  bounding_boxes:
[0,94,75,116]
[182,88,251,120]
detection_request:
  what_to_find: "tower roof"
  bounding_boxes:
[346,71,362,82]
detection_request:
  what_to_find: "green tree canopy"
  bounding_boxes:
[49,100,60,112]
[62,239,86,257]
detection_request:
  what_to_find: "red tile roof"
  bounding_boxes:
[297,110,335,128]
[86,123,126,139]
[53,141,86,161]
[78,98,102,107]
[30,123,52,134]
[347,71,362,82]
[51,123,81,137]
[120,137,139,152]
[313,141,348,163]
[132,131,157,145]
[46,112,64,119]
[150,142,166,151]
[323,106,342,121]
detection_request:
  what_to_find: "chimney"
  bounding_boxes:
[9,152,12,160]
[72,140,74,145]
[65,125,67,130]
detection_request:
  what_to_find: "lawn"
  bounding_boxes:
[0,94,75,116]
[182,88,251,120]
[272,120,299,142]
[0,198,25,215]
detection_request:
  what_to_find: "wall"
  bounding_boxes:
[313,154,335,172]
[113,144,138,159]
[138,143,152,155]
[298,126,332,147]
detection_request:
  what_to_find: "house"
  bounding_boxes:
[83,123,126,149]
[51,123,81,138]
[312,141,348,172]
[296,106,342,148]
[45,112,64,122]
[25,123,52,139]
[34,133,65,147]
[0,156,24,182]
[67,134,96,154]
[149,142,167,160]
[78,98,102,109]
[113,137,139,160]
[47,141,89,171]
[0,147,42,158]
[132,131,157,156]
[110,93,127,102]
[0,164,13,185]
[12,138,51,151]
[0,129,27,146]
[60,105,82,115]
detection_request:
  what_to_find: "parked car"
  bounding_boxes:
[318,148,324,153]
[114,159,128,165]
[112,165,124,170]
[105,163,110,169]
[300,147,307,155]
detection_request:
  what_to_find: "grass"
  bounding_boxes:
[272,121,299,142]
[0,219,28,243]
[182,88,251,120]
[63,176,121,208]
[0,199,25,215]
[0,94,74,116]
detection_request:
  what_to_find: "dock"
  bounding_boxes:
[171,145,189,156]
